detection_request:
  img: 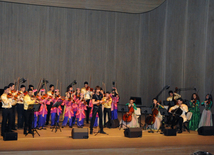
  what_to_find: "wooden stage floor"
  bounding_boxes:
[0,112,214,154]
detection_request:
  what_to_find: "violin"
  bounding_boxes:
[41,94,48,100]
[7,93,13,98]
[11,90,17,93]
[122,105,134,122]
[86,86,93,91]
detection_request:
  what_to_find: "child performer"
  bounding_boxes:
[38,89,49,130]
[62,93,74,128]
[50,89,63,127]
[110,88,119,120]
[76,94,87,128]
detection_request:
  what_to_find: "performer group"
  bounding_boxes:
[0,81,119,136]
[0,80,213,137]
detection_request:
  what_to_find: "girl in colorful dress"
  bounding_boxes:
[50,89,63,127]
[62,93,73,128]
[110,88,119,120]
[188,93,200,130]
[71,88,81,126]
[198,94,213,128]
[76,94,87,128]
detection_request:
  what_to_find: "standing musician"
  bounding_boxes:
[8,83,18,130]
[17,85,26,129]
[23,89,37,135]
[1,86,17,136]
[168,98,188,133]
[198,94,213,128]
[103,91,112,127]
[167,90,181,102]
[110,88,119,120]
[188,93,200,131]
[46,84,54,125]
[81,81,93,124]
[90,86,106,134]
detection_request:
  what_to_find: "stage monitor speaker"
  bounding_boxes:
[107,119,119,128]
[3,132,18,141]
[72,128,89,139]
[198,126,214,136]
[164,129,177,136]
[124,128,142,138]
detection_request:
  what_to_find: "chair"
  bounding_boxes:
[183,112,193,133]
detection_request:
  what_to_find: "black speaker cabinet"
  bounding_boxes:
[124,128,142,138]
[3,132,18,141]
[164,129,177,136]
[107,119,119,128]
[198,126,214,136]
[72,128,89,139]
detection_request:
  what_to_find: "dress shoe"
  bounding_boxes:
[90,130,93,135]
[100,131,106,134]
[177,130,182,133]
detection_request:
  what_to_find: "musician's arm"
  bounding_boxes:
[92,99,100,105]
[174,93,181,99]
[180,104,188,112]
[169,105,178,113]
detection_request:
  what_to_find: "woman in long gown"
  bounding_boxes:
[120,98,139,129]
[198,94,213,128]
[188,93,200,131]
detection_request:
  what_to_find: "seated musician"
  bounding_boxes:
[150,98,164,130]
[168,98,188,133]
[120,97,139,129]
[167,90,181,101]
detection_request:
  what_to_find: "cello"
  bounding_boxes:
[122,105,134,122]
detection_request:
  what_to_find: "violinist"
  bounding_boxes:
[110,88,119,120]
[168,98,188,133]
[90,86,106,134]
[81,81,92,124]
[28,85,37,96]
[166,90,181,102]
[198,94,213,128]
[76,94,87,128]
[1,86,16,136]
[71,88,81,126]
[46,84,54,125]
[62,93,74,128]
[75,88,81,100]
[23,89,37,135]
[8,83,18,130]
[103,92,112,127]
[16,85,26,129]
[50,89,63,127]
[120,97,139,129]
[188,93,200,131]
[38,89,49,130]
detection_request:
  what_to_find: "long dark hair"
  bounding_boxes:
[205,94,213,102]
[191,93,200,102]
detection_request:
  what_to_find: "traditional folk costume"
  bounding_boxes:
[110,94,119,120]
[120,103,139,129]
[150,104,164,130]
[50,97,63,126]
[76,100,87,127]
[62,99,74,127]
[38,90,48,129]
[71,96,78,126]
[198,101,213,128]
[188,100,200,130]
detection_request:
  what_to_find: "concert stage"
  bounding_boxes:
[0,114,214,155]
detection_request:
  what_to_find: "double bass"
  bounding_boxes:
[122,105,134,122]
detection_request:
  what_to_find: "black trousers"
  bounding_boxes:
[24,110,33,134]
[11,105,16,129]
[17,104,24,128]
[1,108,12,136]
[85,100,91,124]
[90,105,103,131]
[104,108,111,125]
[178,117,183,131]
[46,104,52,125]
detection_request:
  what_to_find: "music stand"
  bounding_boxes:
[51,101,63,133]
[28,104,41,138]
[159,108,169,134]
[118,104,129,129]
[141,107,152,129]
